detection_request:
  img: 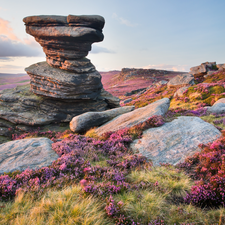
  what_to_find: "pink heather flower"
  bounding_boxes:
[117,201,124,207]
[59,163,67,171]
[83,167,92,173]
[80,179,89,189]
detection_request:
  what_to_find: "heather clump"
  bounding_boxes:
[12,128,73,141]
[177,136,225,207]
[0,115,164,202]
[170,83,225,111]
[121,85,176,108]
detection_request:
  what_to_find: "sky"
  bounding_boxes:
[0,0,225,73]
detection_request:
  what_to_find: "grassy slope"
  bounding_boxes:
[1,70,225,224]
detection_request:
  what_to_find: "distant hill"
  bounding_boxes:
[0,68,185,95]
[0,73,30,91]
[102,68,186,97]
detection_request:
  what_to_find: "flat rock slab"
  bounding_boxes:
[0,138,58,174]
[0,85,109,126]
[131,116,221,166]
[167,74,195,89]
[70,106,134,133]
[96,98,170,136]
[208,98,225,114]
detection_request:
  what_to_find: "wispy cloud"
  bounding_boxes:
[90,45,115,54]
[0,18,19,41]
[112,13,138,27]
[0,17,44,58]
[0,35,43,57]
[143,64,189,72]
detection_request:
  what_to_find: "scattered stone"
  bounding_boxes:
[0,138,58,174]
[174,86,190,98]
[98,89,120,108]
[96,98,170,136]
[189,62,217,78]
[70,106,134,133]
[130,116,221,166]
[125,88,146,96]
[167,74,195,89]
[217,64,225,71]
[123,98,132,104]
[208,98,225,114]
[155,80,168,87]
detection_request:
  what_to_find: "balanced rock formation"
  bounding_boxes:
[130,116,221,166]
[0,138,58,174]
[0,15,119,141]
[96,98,170,136]
[23,15,105,99]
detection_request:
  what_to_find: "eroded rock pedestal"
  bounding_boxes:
[0,15,119,143]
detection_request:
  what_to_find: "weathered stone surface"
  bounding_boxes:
[189,62,217,77]
[46,57,96,73]
[131,116,221,166]
[156,80,168,87]
[217,64,225,71]
[167,74,194,89]
[208,98,225,114]
[0,138,58,174]
[98,89,120,108]
[125,88,147,96]
[26,62,102,99]
[174,86,190,98]
[70,106,134,133]
[123,98,132,104]
[0,85,109,126]
[96,98,170,136]
[24,15,104,67]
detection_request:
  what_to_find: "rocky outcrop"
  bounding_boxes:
[208,98,225,114]
[167,74,195,89]
[0,138,58,174]
[130,116,221,166]
[0,85,108,126]
[96,98,170,136]
[70,106,134,133]
[23,15,104,99]
[0,14,120,138]
[189,62,217,78]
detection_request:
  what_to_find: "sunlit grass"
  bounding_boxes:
[0,185,112,225]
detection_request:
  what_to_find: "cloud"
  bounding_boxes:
[90,45,115,54]
[0,35,44,57]
[0,18,19,41]
[143,64,189,72]
[0,17,44,58]
[112,13,138,27]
